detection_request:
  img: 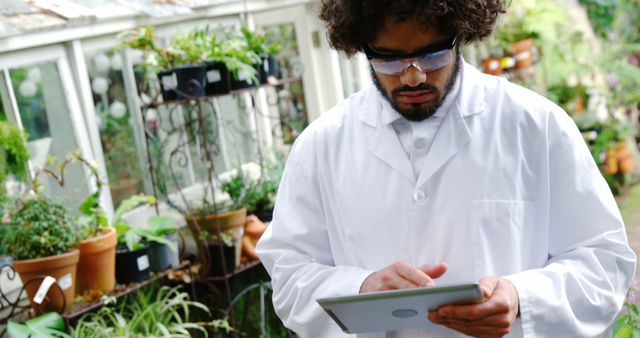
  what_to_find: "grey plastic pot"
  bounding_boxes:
[148,232,180,272]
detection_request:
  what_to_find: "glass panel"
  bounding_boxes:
[262,23,309,145]
[85,49,144,207]
[10,61,90,207]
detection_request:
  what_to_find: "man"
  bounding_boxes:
[256,1,637,337]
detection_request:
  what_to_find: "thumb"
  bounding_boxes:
[479,276,500,299]
[420,262,448,279]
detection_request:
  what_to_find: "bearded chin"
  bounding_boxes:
[370,55,461,122]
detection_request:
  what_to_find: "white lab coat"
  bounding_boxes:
[256,62,636,337]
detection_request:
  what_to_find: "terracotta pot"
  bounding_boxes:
[509,38,534,69]
[604,148,619,175]
[77,227,117,295]
[481,56,503,75]
[185,208,246,267]
[13,250,79,313]
[109,178,141,207]
[617,142,634,174]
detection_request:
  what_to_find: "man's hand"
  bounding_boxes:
[428,276,519,338]
[360,261,447,293]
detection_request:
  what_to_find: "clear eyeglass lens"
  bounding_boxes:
[371,49,453,75]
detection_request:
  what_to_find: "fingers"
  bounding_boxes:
[360,261,447,293]
[429,277,520,337]
[420,262,448,280]
[395,262,433,287]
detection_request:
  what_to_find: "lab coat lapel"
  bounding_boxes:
[415,62,485,188]
[368,123,415,184]
[361,87,415,184]
[415,104,471,188]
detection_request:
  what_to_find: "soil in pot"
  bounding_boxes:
[13,250,79,313]
[148,233,180,272]
[205,61,231,96]
[157,65,207,102]
[77,227,117,295]
[207,241,236,277]
[115,245,150,285]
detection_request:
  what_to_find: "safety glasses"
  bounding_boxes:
[364,35,457,75]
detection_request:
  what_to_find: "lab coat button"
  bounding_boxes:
[413,190,426,201]
[414,139,426,150]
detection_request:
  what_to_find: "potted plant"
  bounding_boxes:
[494,19,539,69]
[219,30,261,91]
[112,195,157,285]
[120,27,207,102]
[144,215,180,272]
[4,195,79,313]
[241,26,282,84]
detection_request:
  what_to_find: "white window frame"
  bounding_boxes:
[0,44,105,211]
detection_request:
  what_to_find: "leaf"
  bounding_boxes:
[632,303,639,316]
[147,216,178,236]
[613,325,634,338]
[113,195,156,226]
[7,321,31,338]
[78,192,99,216]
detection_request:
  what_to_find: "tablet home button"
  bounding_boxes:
[392,309,418,318]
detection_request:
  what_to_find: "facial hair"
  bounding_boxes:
[371,54,461,122]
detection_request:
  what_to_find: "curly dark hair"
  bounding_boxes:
[319,0,506,56]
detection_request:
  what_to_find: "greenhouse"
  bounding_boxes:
[0,0,639,337]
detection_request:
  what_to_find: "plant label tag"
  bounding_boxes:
[207,70,221,83]
[161,73,178,90]
[238,71,249,81]
[137,255,150,271]
[58,273,73,290]
[33,276,56,304]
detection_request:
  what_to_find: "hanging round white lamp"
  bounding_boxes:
[109,101,127,119]
[18,80,37,97]
[91,77,109,95]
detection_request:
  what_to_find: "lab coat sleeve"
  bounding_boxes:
[504,108,636,337]
[256,130,374,337]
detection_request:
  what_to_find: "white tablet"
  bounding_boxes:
[317,282,484,334]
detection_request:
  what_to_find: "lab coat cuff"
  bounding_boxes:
[352,268,377,294]
[503,272,537,337]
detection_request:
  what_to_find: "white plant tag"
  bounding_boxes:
[161,73,178,90]
[207,70,221,83]
[58,273,72,290]
[33,276,56,304]
[237,71,249,81]
[137,255,150,271]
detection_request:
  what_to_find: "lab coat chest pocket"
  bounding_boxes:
[471,200,536,277]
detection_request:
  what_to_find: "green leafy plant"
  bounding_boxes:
[8,312,70,338]
[110,194,179,252]
[4,196,77,260]
[0,121,29,202]
[240,26,282,57]
[613,289,640,337]
[72,285,227,338]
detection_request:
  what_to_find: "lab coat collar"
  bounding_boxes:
[363,61,483,186]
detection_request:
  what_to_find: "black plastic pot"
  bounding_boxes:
[115,244,151,284]
[148,233,180,272]
[230,68,258,91]
[259,56,279,83]
[157,65,206,102]
[205,61,231,96]
[207,241,236,277]
[255,210,273,223]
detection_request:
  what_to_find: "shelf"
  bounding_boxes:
[201,260,261,282]
[63,261,192,321]
[145,76,302,108]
